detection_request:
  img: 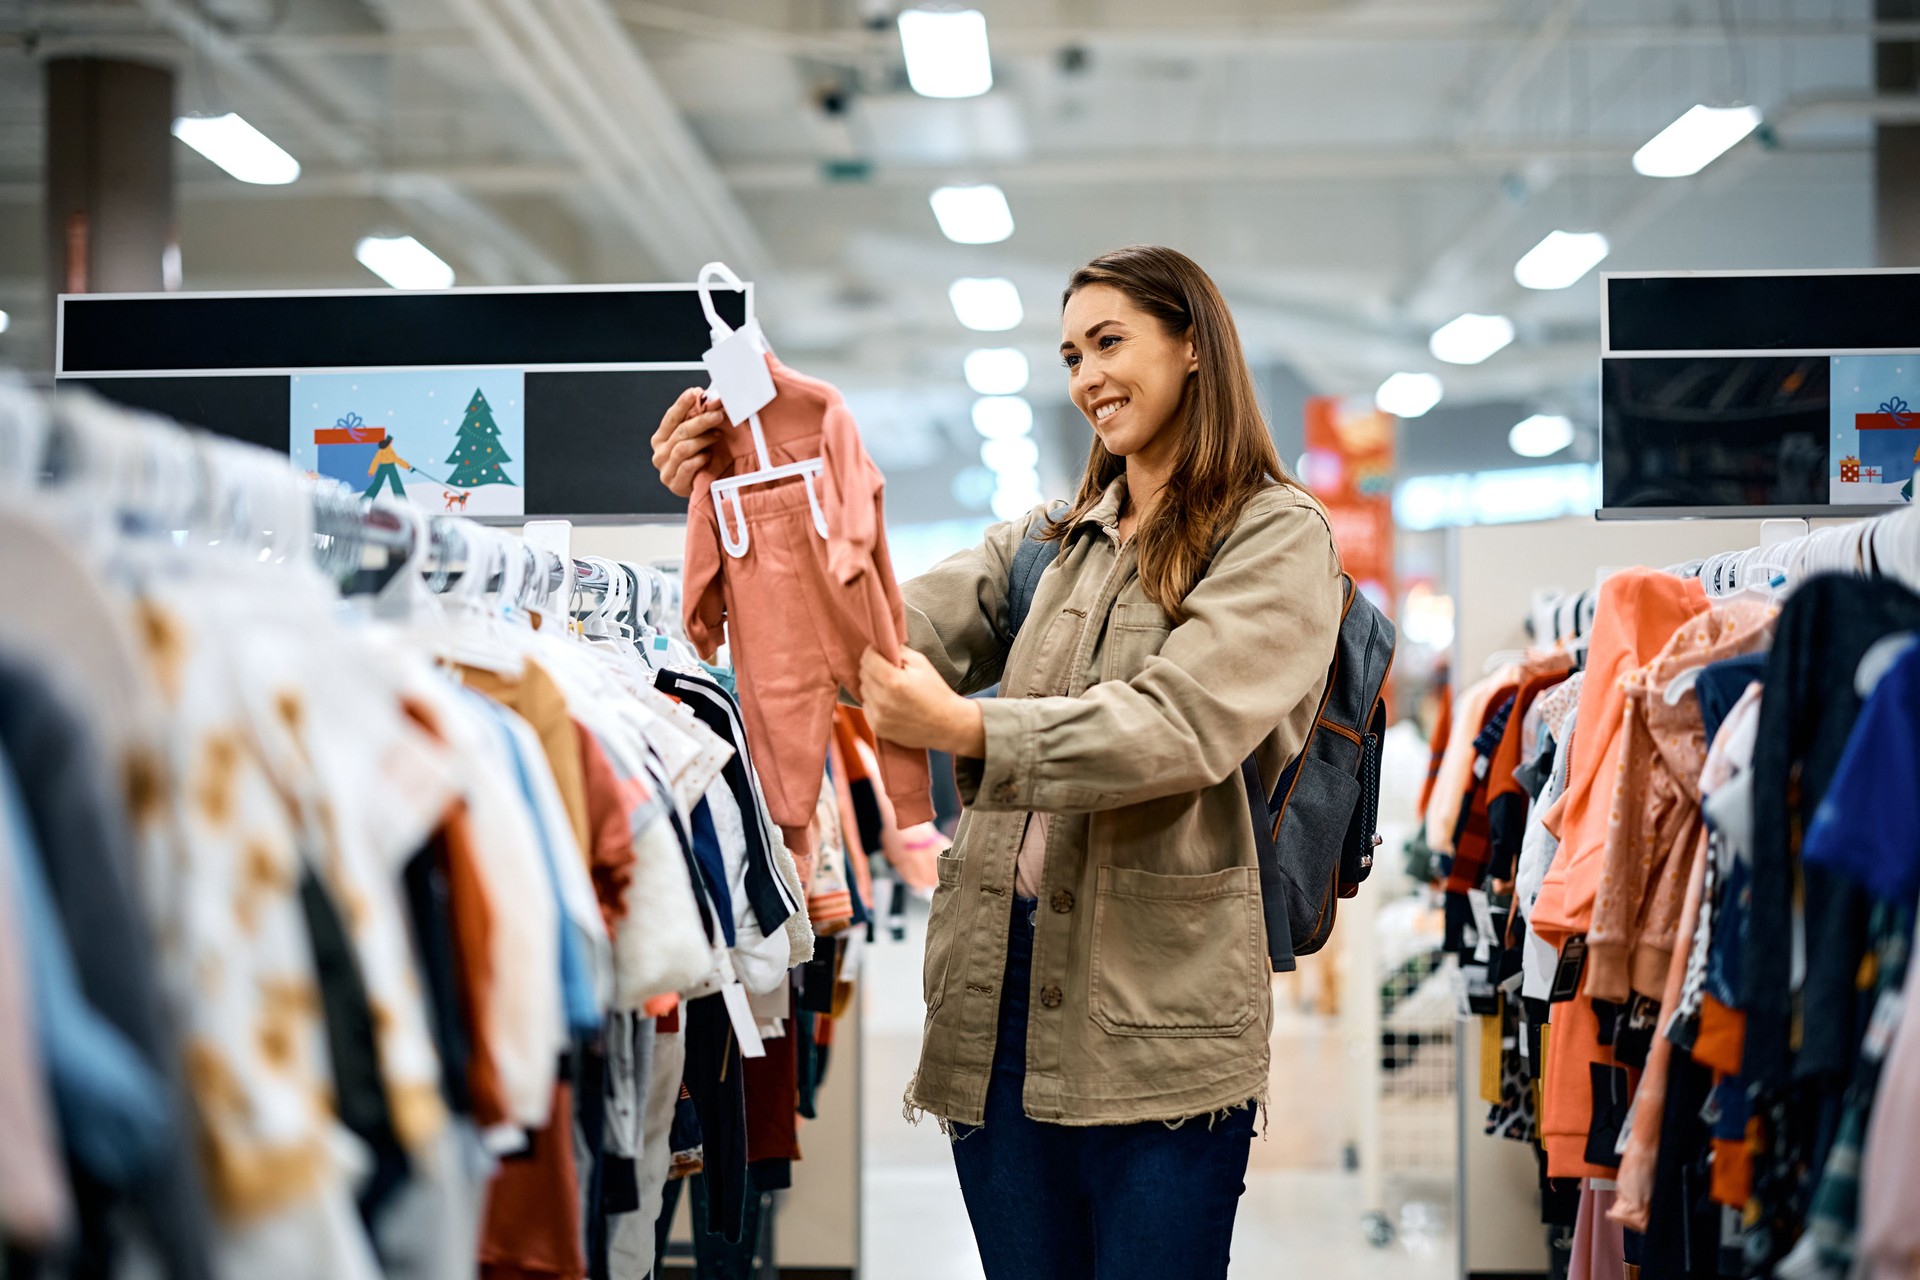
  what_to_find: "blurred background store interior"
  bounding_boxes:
[0,1,1906,1276]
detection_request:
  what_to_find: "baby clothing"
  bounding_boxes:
[683,357,933,850]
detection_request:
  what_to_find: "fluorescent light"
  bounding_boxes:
[981,435,1039,473]
[930,184,1014,244]
[898,7,993,99]
[0,309,9,335]
[992,486,1041,521]
[1429,313,1515,365]
[1393,464,1600,532]
[171,113,300,185]
[950,277,1023,331]
[355,235,456,290]
[1632,104,1762,178]
[1509,413,1577,458]
[965,347,1029,395]
[1513,230,1610,291]
[972,395,1034,439]
[1375,371,1443,418]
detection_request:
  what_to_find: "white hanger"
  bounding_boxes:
[696,260,829,559]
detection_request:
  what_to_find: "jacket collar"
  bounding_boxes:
[1067,475,1129,541]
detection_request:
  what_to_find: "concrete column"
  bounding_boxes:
[1877,0,1920,266]
[43,57,177,340]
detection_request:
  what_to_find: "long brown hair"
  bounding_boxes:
[1047,244,1301,621]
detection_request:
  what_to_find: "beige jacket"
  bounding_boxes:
[901,477,1342,1125]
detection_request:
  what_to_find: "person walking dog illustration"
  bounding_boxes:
[365,435,414,500]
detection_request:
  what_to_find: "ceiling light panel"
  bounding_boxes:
[1509,414,1577,458]
[1429,313,1515,365]
[1375,371,1444,418]
[964,348,1029,395]
[898,8,993,99]
[1632,105,1763,178]
[950,277,1024,331]
[1513,230,1610,291]
[930,184,1014,244]
[355,235,456,290]
[971,395,1034,438]
[172,113,300,185]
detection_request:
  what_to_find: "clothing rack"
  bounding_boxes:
[0,381,676,636]
[1675,498,1920,599]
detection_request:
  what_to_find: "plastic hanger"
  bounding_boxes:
[696,261,829,558]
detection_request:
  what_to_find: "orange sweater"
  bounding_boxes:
[1531,568,1705,1179]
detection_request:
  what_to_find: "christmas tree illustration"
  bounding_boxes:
[444,388,516,488]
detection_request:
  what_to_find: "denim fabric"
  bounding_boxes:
[949,899,1255,1280]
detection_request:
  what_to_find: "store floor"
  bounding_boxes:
[860,901,1457,1279]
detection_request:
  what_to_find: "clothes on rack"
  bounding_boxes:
[681,356,934,855]
[1418,518,1920,1279]
[0,387,873,1280]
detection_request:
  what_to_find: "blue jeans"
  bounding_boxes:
[950,898,1256,1280]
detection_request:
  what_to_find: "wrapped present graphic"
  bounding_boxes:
[1856,398,1920,480]
[312,412,386,487]
[1840,455,1862,482]
[1865,467,1883,482]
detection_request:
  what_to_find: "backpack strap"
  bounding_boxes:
[1005,504,1067,641]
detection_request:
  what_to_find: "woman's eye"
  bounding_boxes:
[1061,353,1080,369]
[1099,334,1122,349]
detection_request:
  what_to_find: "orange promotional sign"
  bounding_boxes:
[1301,395,1396,613]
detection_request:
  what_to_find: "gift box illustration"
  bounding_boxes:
[1840,455,1862,483]
[1856,397,1920,482]
[1865,466,1883,482]
[312,412,386,487]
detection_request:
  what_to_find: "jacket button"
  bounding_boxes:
[1050,890,1075,914]
[991,780,1017,804]
[1039,983,1063,1009]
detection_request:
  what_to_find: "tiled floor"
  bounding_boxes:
[860,902,1458,1279]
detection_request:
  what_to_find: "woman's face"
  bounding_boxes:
[1060,283,1196,460]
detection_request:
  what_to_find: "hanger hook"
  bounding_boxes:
[697,261,748,341]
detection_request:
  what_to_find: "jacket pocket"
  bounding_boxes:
[1090,865,1262,1037]
[923,853,967,1014]
[1102,601,1170,683]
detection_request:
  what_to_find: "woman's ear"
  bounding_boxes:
[1186,335,1199,375]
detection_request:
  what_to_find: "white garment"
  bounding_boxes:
[613,1023,686,1280]
[1518,702,1577,1001]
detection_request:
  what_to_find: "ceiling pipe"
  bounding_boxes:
[440,0,764,276]
[132,0,573,285]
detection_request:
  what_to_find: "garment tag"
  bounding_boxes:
[702,322,776,425]
[721,982,767,1058]
[1614,1095,1638,1156]
[1862,987,1904,1063]
[1550,935,1587,1003]
[841,929,867,982]
[1467,889,1498,954]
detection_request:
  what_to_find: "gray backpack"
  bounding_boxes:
[1006,505,1395,971]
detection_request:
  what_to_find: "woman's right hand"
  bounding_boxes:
[650,386,729,498]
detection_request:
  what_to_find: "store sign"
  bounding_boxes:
[1302,395,1396,611]
[1602,269,1920,518]
[55,284,745,521]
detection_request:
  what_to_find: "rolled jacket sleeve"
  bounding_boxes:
[965,493,1342,814]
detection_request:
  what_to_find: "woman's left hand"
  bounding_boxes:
[858,647,986,757]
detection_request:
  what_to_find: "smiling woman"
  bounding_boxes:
[1047,245,1313,622]
[861,245,1344,1280]
[648,244,1344,1280]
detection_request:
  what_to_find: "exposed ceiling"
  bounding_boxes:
[0,0,1893,523]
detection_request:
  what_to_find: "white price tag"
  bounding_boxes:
[702,321,776,425]
[721,982,766,1058]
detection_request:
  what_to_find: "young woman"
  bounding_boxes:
[651,245,1343,1279]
